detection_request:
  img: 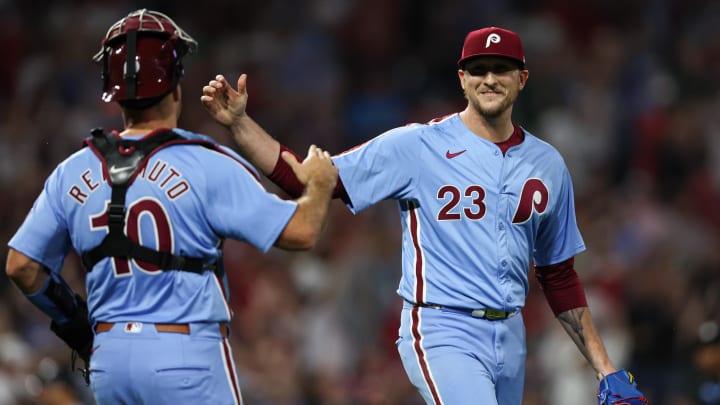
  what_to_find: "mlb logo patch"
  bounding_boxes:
[124,322,143,333]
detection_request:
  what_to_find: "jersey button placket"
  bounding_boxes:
[495,148,511,307]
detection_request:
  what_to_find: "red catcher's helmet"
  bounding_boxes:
[93,9,198,104]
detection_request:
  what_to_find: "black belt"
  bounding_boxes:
[407,300,517,320]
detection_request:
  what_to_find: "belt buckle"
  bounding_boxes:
[470,309,486,318]
[483,309,506,320]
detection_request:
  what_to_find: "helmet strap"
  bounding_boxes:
[124,29,138,99]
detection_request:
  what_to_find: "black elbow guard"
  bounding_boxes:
[45,278,93,360]
[50,295,93,361]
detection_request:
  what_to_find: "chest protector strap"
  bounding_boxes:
[81,128,216,274]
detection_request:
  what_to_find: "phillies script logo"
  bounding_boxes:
[512,178,549,223]
[486,33,501,48]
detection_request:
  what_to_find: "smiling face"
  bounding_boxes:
[458,56,528,119]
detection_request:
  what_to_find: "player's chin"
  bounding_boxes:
[476,102,508,118]
[478,95,515,116]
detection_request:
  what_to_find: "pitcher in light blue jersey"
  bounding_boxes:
[202,25,648,405]
[5,9,337,405]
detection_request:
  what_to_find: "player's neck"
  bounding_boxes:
[120,119,177,137]
[120,95,179,136]
[459,108,514,143]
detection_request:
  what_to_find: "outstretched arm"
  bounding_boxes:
[201,74,279,176]
[202,74,348,200]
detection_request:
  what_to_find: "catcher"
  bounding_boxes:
[5,8,337,404]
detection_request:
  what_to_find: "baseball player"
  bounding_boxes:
[202,27,648,404]
[5,9,337,405]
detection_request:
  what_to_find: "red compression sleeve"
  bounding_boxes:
[533,257,588,316]
[268,145,305,198]
[268,145,349,202]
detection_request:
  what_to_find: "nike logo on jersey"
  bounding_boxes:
[445,149,467,159]
[108,165,134,175]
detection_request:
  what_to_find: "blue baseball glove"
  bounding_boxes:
[597,369,649,405]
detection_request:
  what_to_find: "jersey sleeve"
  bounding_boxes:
[332,125,420,213]
[533,167,586,266]
[204,149,297,252]
[8,167,72,273]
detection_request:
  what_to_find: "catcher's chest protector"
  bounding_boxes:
[80,128,216,274]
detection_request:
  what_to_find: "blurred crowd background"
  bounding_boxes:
[0,0,719,404]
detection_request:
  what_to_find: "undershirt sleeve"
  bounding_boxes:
[533,257,588,316]
[268,145,349,202]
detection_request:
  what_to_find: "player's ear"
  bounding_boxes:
[458,69,467,90]
[172,85,181,102]
[518,70,529,90]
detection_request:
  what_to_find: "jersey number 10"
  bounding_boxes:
[90,197,173,277]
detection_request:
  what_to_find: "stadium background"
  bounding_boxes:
[0,0,718,404]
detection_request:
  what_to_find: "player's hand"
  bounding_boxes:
[284,145,338,191]
[201,74,248,128]
[597,369,649,404]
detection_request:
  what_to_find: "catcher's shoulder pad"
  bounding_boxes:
[84,128,183,186]
[597,369,649,405]
[83,127,220,186]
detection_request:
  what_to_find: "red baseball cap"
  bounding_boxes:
[457,27,525,68]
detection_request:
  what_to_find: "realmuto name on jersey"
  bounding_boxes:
[67,159,190,205]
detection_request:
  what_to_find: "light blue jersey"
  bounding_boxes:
[9,128,297,325]
[333,113,586,405]
[334,113,584,311]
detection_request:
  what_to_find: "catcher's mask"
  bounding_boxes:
[93,9,198,107]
